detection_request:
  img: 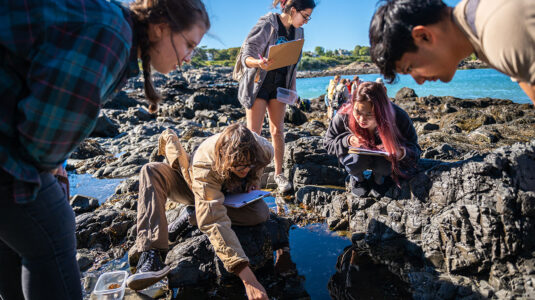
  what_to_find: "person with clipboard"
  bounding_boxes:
[130,124,290,299]
[234,0,316,195]
[324,82,422,197]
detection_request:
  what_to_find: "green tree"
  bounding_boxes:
[358,46,370,56]
[353,45,362,56]
[314,46,325,56]
[325,49,334,57]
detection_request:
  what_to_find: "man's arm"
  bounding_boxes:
[519,82,535,106]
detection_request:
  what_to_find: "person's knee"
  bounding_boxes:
[342,154,367,175]
[252,203,270,224]
[269,125,284,141]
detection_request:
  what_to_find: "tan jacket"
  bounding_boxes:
[157,129,274,274]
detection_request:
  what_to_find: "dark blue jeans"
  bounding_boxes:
[0,171,82,300]
[341,153,392,184]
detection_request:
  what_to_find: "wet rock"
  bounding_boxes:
[395,87,418,99]
[71,139,108,159]
[285,105,308,126]
[103,91,142,109]
[326,140,535,299]
[70,194,100,215]
[76,208,136,251]
[284,136,346,189]
[91,114,120,138]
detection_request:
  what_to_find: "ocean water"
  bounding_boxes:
[297,68,531,104]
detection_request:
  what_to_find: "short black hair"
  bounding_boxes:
[369,0,448,83]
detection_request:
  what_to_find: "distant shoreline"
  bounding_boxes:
[296,59,488,79]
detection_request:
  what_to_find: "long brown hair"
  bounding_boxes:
[130,0,210,113]
[272,0,316,14]
[214,123,270,192]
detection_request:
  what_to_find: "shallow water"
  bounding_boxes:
[297,68,531,104]
[72,176,350,299]
[68,173,124,204]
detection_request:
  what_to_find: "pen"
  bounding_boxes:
[258,54,267,64]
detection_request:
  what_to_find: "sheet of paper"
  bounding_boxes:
[223,190,272,208]
[348,147,389,157]
[266,39,304,71]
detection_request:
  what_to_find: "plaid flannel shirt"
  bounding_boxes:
[0,0,139,203]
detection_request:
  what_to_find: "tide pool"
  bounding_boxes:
[297,68,531,104]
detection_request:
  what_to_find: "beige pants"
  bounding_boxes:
[135,162,270,251]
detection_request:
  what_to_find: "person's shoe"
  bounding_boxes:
[126,249,170,291]
[369,175,394,198]
[275,174,292,193]
[168,206,194,243]
[350,177,369,197]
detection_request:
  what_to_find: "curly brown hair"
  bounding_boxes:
[130,0,210,112]
[214,123,271,192]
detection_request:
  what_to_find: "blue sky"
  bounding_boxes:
[200,0,461,51]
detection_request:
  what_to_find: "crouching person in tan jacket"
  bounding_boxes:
[128,123,274,300]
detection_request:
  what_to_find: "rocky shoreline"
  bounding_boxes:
[297,59,489,79]
[71,66,534,299]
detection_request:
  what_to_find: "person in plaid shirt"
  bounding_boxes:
[0,0,210,298]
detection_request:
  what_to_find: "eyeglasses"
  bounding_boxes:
[299,11,312,22]
[353,108,375,120]
[169,31,198,69]
[179,31,198,58]
[232,164,255,172]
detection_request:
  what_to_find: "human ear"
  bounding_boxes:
[411,25,433,46]
[147,23,167,42]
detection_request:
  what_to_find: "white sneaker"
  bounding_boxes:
[275,174,292,193]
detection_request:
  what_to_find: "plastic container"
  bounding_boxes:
[92,271,128,300]
[276,87,299,105]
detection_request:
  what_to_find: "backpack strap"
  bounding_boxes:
[465,0,480,38]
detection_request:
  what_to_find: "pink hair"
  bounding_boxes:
[338,81,407,179]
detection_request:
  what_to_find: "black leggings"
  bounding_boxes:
[0,172,82,300]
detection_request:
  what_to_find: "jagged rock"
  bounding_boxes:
[103,91,142,109]
[70,194,100,215]
[326,140,535,299]
[91,114,120,138]
[75,208,136,250]
[395,87,418,99]
[285,105,308,126]
[284,136,346,190]
[70,139,108,159]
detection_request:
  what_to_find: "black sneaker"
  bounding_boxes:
[350,177,370,197]
[168,206,194,243]
[126,249,170,291]
[369,175,394,198]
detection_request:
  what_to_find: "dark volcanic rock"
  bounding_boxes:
[70,194,99,215]
[70,139,108,159]
[284,136,346,190]
[325,140,535,299]
[285,105,308,126]
[395,87,418,99]
[91,114,120,138]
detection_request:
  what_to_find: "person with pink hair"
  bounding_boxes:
[324,81,421,196]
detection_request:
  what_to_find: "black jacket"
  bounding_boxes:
[323,104,421,166]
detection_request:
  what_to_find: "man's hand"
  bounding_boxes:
[239,266,268,300]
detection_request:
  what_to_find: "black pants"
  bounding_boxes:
[341,153,392,184]
[0,172,82,300]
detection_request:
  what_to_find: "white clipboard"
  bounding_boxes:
[223,190,272,208]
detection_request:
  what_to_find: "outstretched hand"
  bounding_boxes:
[239,267,269,300]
